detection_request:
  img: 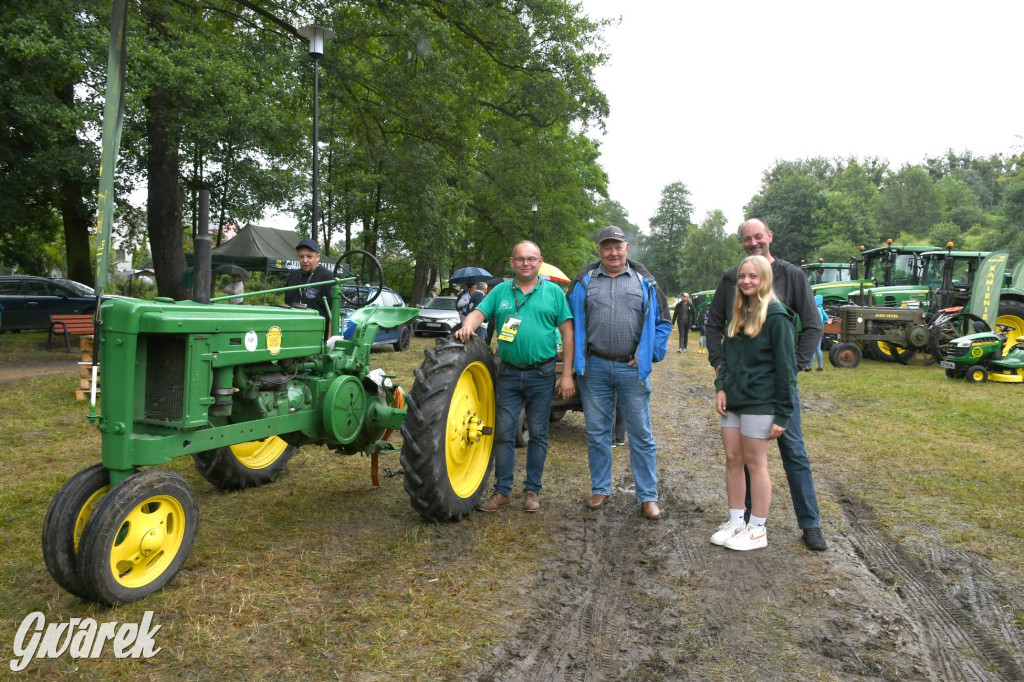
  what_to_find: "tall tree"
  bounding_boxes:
[678,209,743,293]
[638,181,693,293]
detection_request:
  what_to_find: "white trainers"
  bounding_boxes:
[710,519,745,546]
[724,523,768,551]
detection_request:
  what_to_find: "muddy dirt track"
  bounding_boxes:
[467,359,1024,681]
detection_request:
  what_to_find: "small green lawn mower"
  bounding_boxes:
[941,325,1024,383]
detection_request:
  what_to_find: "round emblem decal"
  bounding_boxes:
[244,330,258,352]
[266,326,283,356]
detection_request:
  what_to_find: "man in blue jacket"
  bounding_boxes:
[567,226,673,519]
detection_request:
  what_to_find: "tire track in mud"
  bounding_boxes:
[842,498,1024,681]
[469,357,1024,681]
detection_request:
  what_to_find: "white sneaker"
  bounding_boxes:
[710,519,745,546]
[724,523,768,551]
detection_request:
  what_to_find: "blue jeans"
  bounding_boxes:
[491,359,557,496]
[744,387,821,528]
[578,355,659,503]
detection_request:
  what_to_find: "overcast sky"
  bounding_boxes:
[579,0,1024,232]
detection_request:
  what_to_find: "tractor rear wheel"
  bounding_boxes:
[830,342,862,368]
[192,436,295,491]
[996,300,1024,348]
[41,464,112,599]
[77,469,199,605]
[401,336,496,521]
[867,341,898,362]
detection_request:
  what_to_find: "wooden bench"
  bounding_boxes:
[48,314,96,352]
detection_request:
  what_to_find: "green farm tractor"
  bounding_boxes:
[941,324,1024,383]
[41,252,497,604]
[808,242,938,309]
[829,249,1024,367]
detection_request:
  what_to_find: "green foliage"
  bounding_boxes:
[676,210,743,293]
[637,182,692,292]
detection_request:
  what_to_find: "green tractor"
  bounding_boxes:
[808,242,938,308]
[829,250,1023,367]
[42,250,497,605]
[941,325,1024,383]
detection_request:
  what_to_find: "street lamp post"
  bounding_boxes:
[298,25,335,244]
[532,201,539,243]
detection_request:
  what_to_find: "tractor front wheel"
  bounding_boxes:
[77,469,198,605]
[192,436,295,491]
[401,336,496,521]
[830,342,862,368]
[966,366,989,383]
[41,464,112,599]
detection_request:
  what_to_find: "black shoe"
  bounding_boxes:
[802,527,827,551]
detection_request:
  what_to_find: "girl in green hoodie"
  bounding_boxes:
[711,255,797,551]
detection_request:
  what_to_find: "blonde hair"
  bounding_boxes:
[727,255,777,338]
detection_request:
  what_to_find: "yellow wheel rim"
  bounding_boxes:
[445,361,495,498]
[109,494,187,589]
[73,486,109,553]
[229,436,290,471]
[996,312,1023,348]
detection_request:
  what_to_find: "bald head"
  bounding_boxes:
[740,218,774,261]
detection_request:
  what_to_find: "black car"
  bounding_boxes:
[0,276,100,332]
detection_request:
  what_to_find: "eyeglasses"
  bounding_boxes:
[512,257,540,264]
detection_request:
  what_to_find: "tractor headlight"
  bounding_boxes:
[955,338,972,348]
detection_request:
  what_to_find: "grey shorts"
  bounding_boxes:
[719,411,775,439]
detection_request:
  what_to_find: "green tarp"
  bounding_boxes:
[189,224,335,274]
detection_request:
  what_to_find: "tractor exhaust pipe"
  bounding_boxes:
[193,189,212,304]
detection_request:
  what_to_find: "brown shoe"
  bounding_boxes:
[587,494,609,510]
[524,490,540,512]
[641,501,662,520]
[477,492,511,512]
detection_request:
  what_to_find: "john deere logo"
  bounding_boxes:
[266,326,283,356]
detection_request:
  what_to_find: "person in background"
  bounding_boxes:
[567,225,672,520]
[711,255,796,551]
[807,294,828,372]
[697,307,709,354]
[222,274,245,304]
[457,241,575,513]
[672,293,695,352]
[705,218,827,551]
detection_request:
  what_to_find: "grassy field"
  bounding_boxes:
[0,329,1021,678]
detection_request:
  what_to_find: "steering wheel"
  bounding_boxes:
[333,249,384,307]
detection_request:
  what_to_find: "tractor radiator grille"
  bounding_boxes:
[945,345,970,360]
[144,336,186,422]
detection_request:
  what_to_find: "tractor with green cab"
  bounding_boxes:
[808,242,938,308]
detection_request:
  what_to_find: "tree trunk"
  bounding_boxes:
[146,90,187,300]
[413,257,431,302]
[56,83,93,287]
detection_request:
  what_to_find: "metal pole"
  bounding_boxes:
[532,201,538,243]
[312,54,320,244]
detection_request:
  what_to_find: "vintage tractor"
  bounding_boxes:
[941,325,1024,383]
[41,251,497,605]
[829,250,1020,367]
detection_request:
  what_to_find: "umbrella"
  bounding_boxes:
[538,262,570,283]
[449,266,492,285]
[484,276,506,290]
[215,263,249,280]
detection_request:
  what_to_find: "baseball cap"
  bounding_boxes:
[597,226,627,243]
[296,238,320,253]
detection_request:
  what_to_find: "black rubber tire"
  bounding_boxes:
[77,469,199,605]
[892,344,915,365]
[41,464,112,599]
[192,437,295,491]
[400,336,496,521]
[831,342,862,368]
[393,325,412,352]
[550,409,567,422]
[515,408,529,448]
[866,340,897,362]
[945,367,964,379]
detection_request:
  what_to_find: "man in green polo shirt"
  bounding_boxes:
[455,240,575,513]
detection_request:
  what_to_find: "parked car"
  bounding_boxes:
[0,276,101,332]
[413,296,462,337]
[339,285,413,351]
